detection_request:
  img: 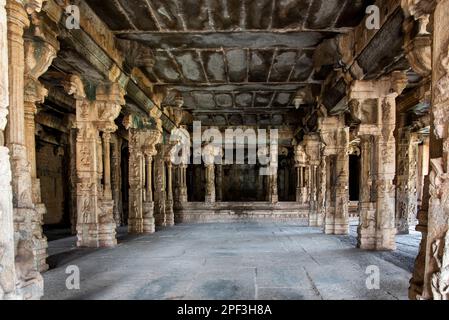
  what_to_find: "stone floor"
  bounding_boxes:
[42,221,420,300]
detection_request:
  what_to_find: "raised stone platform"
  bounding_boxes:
[175,202,309,224]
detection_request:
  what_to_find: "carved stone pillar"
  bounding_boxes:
[22,23,58,272]
[0,0,17,300]
[126,125,160,234]
[67,117,77,234]
[5,0,44,299]
[154,143,167,227]
[303,133,322,226]
[128,129,144,234]
[64,76,124,248]
[357,135,377,248]
[319,115,350,235]
[178,164,188,204]
[350,71,408,250]
[268,166,278,204]
[205,164,216,204]
[164,145,175,227]
[294,145,309,204]
[111,135,122,227]
[143,130,160,233]
[203,143,221,204]
[102,132,112,200]
[396,128,419,234]
[409,0,449,300]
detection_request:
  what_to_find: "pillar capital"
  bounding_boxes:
[349,71,408,100]
[6,0,30,33]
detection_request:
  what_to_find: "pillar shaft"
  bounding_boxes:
[102,133,112,200]
[205,164,216,203]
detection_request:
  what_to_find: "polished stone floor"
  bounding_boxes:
[42,221,420,300]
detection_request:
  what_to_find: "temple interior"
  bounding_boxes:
[0,0,448,301]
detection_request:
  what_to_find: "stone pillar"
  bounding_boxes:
[128,129,144,234]
[294,144,309,204]
[102,132,112,200]
[164,146,175,226]
[203,143,221,204]
[22,21,58,272]
[143,130,160,233]
[5,0,44,299]
[409,0,449,300]
[68,118,77,234]
[0,0,17,300]
[268,166,278,204]
[111,135,122,227]
[154,143,167,227]
[177,164,188,204]
[205,164,216,204]
[127,126,160,234]
[349,71,408,250]
[63,76,124,248]
[303,133,322,226]
[396,127,419,234]
[357,135,377,249]
[319,115,350,235]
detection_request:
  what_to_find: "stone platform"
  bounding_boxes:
[175,202,310,224]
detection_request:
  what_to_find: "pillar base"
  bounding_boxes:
[33,203,48,272]
[357,226,397,251]
[143,201,155,233]
[325,212,349,235]
[77,222,117,248]
[15,274,44,300]
[165,199,175,227]
[154,207,167,228]
[128,218,144,234]
[205,195,215,204]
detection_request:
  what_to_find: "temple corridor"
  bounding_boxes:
[42,222,420,300]
[1,0,449,302]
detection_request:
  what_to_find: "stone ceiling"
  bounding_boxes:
[84,0,373,126]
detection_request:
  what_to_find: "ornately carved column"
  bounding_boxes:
[128,129,144,234]
[154,143,167,227]
[303,133,322,227]
[294,144,309,204]
[350,71,408,250]
[64,76,124,248]
[0,0,17,300]
[205,164,216,204]
[6,0,44,299]
[164,145,175,227]
[22,17,58,272]
[396,127,419,234]
[178,164,188,204]
[357,135,376,249]
[111,134,122,226]
[203,143,221,204]
[143,130,160,233]
[319,115,350,235]
[410,0,449,300]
